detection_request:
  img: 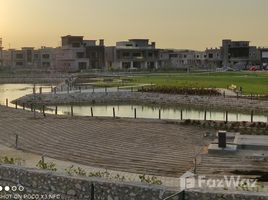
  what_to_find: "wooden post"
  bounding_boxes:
[23,103,25,110]
[225,111,228,123]
[15,101,18,109]
[55,106,58,115]
[5,98,8,107]
[51,86,53,93]
[42,105,46,117]
[251,110,254,123]
[91,107,94,117]
[193,157,197,174]
[204,110,207,121]
[113,107,115,118]
[159,109,161,120]
[33,87,36,94]
[134,108,137,119]
[41,154,45,164]
[181,110,183,120]
[33,106,36,118]
[15,134,19,149]
[39,87,42,94]
[71,105,73,117]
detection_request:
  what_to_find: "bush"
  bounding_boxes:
[36,159,57,171]
[138,86,221,96]
[0,156,24,165]
[139,174,162,185]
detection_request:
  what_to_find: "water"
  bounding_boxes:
[0,84,52,105]
[1,84,267,123]
[46,104,268,123]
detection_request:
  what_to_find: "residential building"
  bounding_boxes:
[33,47,56,69]
[204,48,222,68]
[261,48,268,69]
[106,39,160,70]
[55,35,105,72]
[221,39,261,68]
[159,49,207,69]
[2,47,55,69]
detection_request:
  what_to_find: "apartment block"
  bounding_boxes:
[159,49,207,69]
[2,47,55,69]
[261,48,268,69]
[106,39,160,70]
[221,39,261,68]
[56,35,105,72]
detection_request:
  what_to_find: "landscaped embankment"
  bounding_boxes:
[14,91,268,113]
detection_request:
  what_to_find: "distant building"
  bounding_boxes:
[56,35,105,72]
[159,49,205,69]
[204,48,222,68]
[221,39,261,68]
[261,48,268,69]
[2,47,55,69]
[160,40,262,70]
[106,39,160,70]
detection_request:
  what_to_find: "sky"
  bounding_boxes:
[0,0,268,50]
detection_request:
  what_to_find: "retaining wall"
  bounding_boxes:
[0,165,267,200]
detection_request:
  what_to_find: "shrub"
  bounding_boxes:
[139,174,162,185]
[36,159,57,171]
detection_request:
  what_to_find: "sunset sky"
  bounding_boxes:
[0,0,268,50]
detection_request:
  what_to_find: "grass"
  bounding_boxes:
[129,72,268,95]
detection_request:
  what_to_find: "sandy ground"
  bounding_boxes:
[0,105,210,178]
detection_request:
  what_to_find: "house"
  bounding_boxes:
[106,39,160,70]
[55,35,105,72]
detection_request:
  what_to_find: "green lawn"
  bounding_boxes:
[130,72,268,95]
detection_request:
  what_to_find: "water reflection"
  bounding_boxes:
[0,84,52,105]
[1,84,267,123]
[48,104,268,123]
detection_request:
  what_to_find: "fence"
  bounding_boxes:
[2,98,267,123]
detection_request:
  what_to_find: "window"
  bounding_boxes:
[91,52,98,58]
[42,62,50,67]
[42,54,50,59]
[79,62,87,70]
[76,52,84,58]
[72,43,81,48]
[16,61,23,66]
[122,52,130,58]
[133,52,141,57]
[16,54,23,59]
